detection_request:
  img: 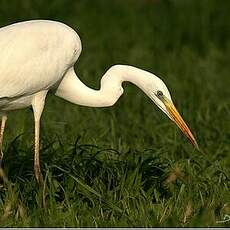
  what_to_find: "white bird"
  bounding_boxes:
[0,20,198,184]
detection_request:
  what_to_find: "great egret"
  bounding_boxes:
[0,20,198,184]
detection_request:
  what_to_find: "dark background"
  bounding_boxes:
[0,0,229,227]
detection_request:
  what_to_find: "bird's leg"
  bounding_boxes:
[34,118,43,184]
[32,90,48,184]
[0,115,7,167]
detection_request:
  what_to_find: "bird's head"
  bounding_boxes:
[147,76,199,149]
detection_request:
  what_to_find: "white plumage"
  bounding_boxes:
[0,20,80,107]
[0,20,198,183]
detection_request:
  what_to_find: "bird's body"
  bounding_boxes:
[0,20,198,183]
[0,20,81,112]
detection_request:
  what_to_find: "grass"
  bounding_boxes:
[0,0,229,227]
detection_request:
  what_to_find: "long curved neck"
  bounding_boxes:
[55,65,153,107]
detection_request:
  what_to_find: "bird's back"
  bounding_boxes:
[0,20,81,99]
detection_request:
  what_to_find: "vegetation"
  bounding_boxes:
[0,0,229,227]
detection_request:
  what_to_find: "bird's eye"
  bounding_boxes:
[157,90,163,97]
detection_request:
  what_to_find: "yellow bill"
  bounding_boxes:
[162,96,199,149]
